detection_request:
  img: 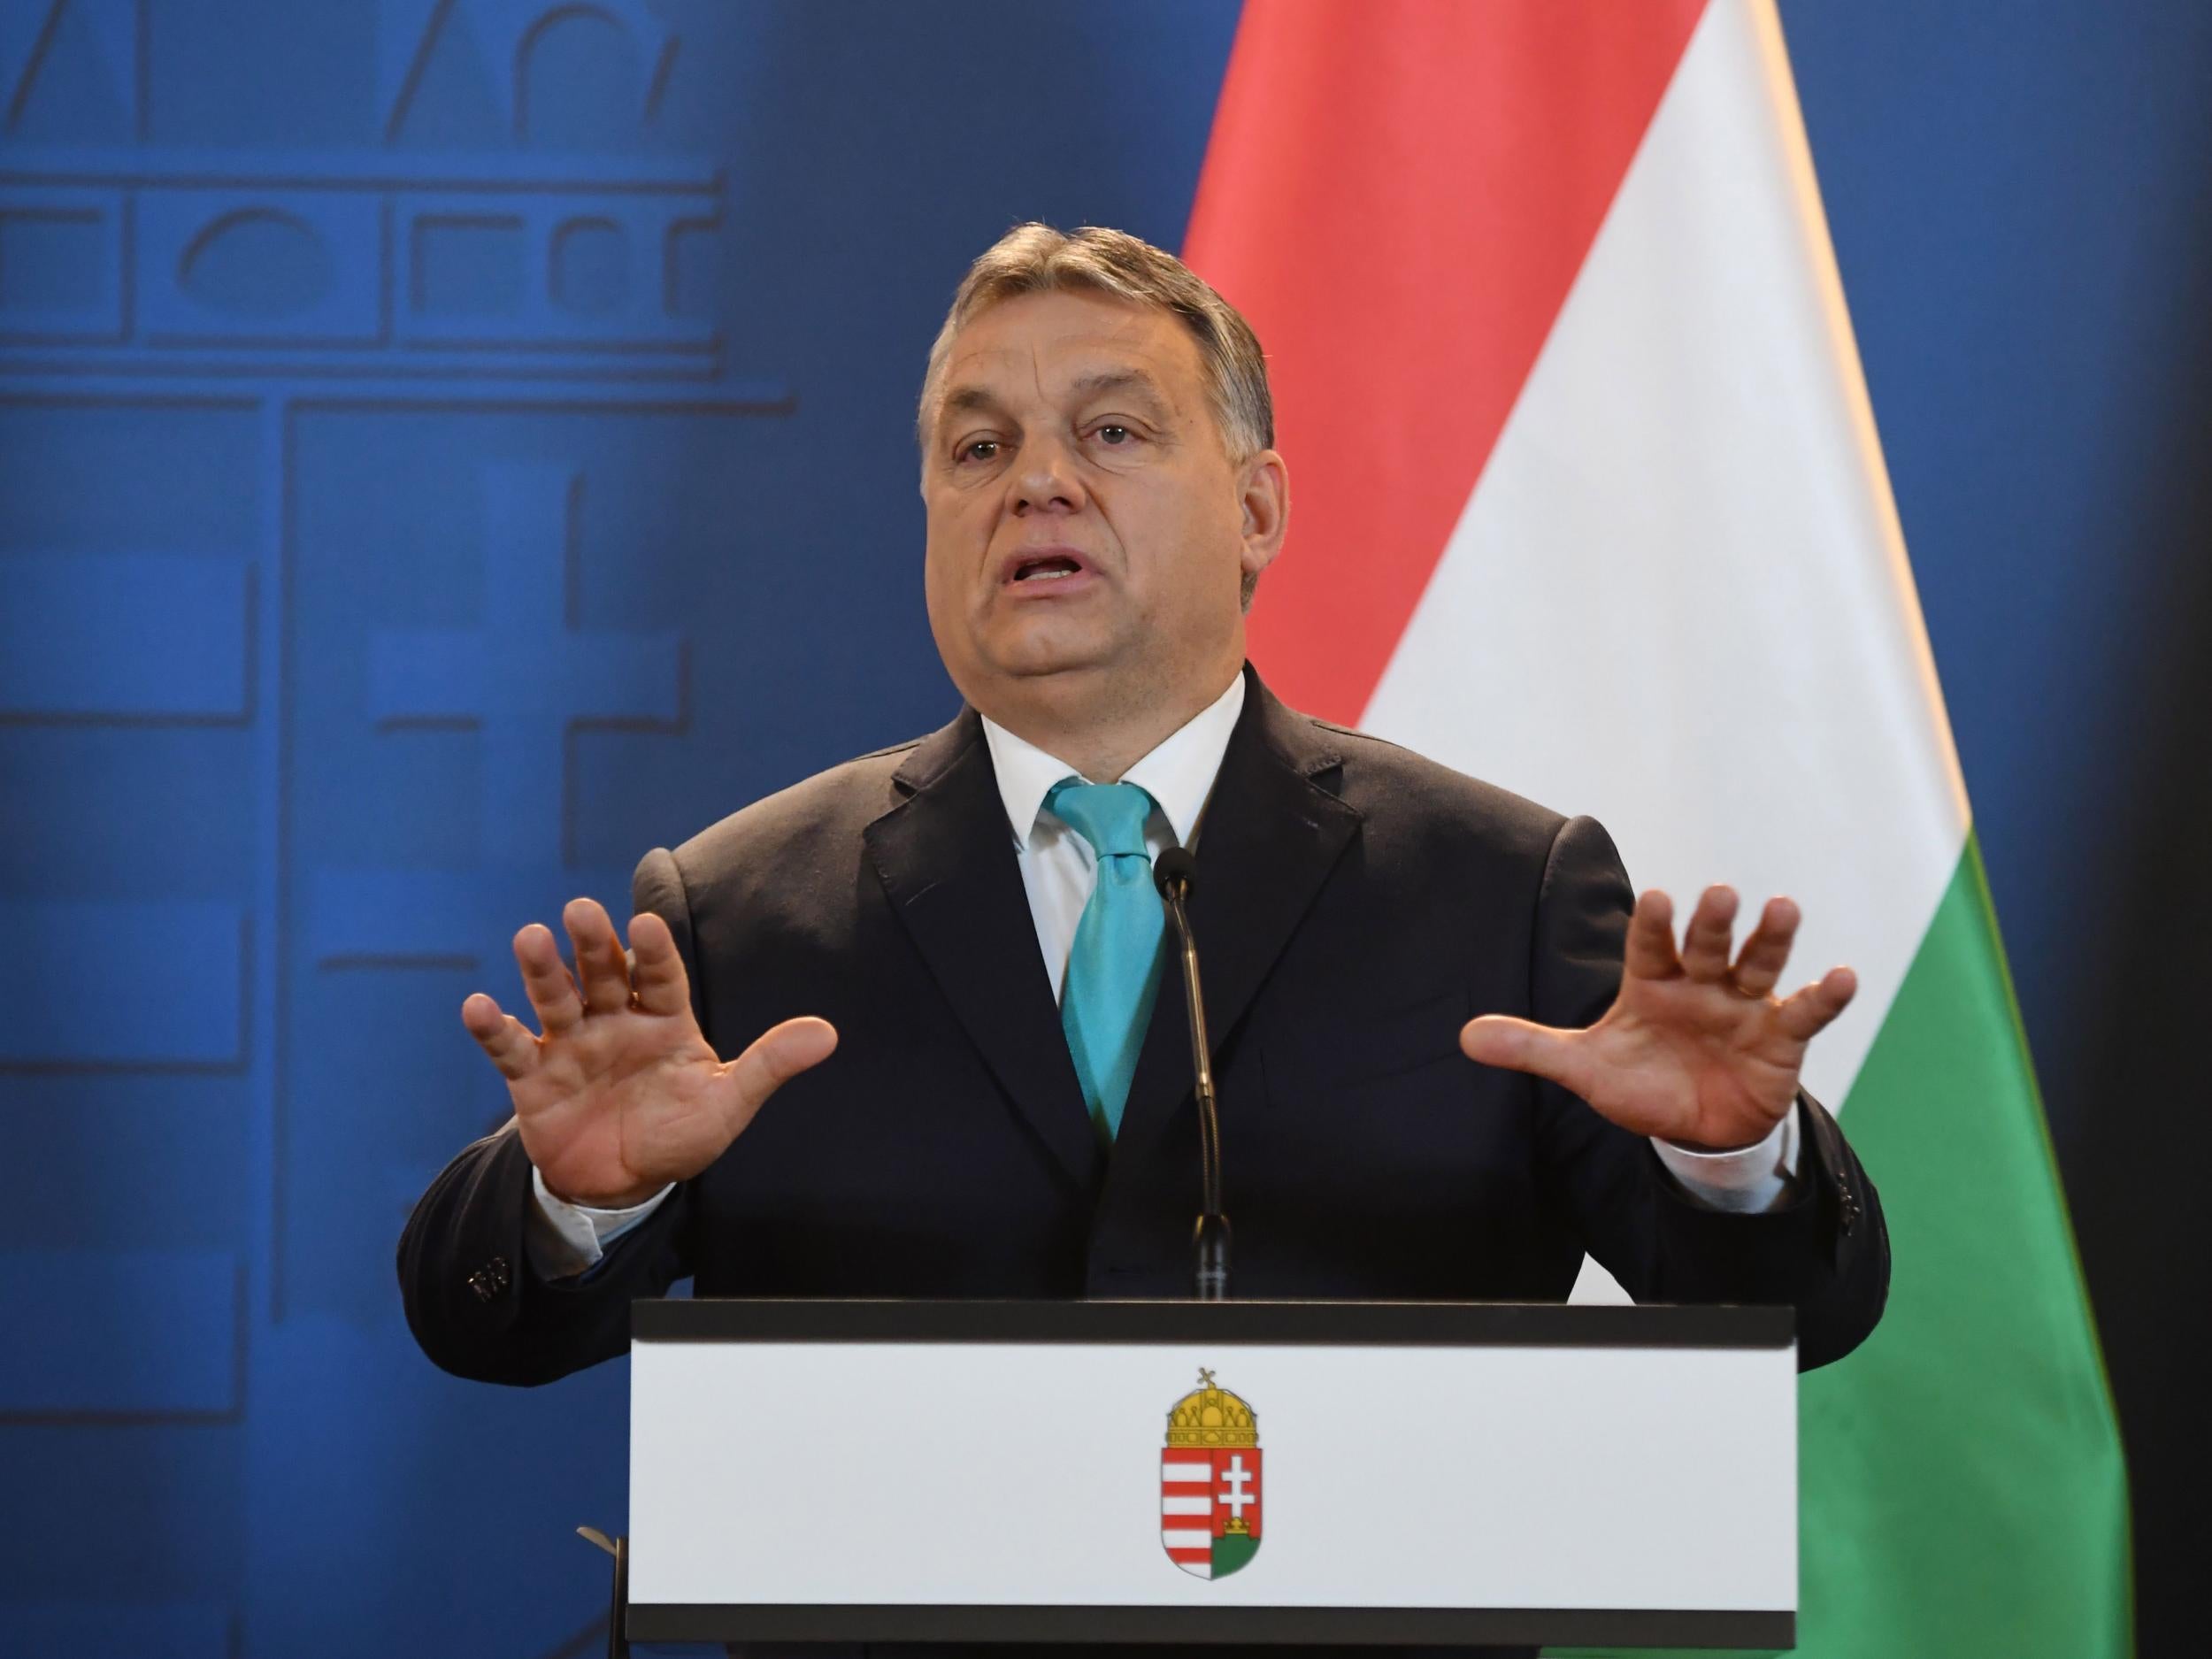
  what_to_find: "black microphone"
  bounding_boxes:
[1154,847,1229,1301]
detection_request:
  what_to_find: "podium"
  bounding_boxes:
[614,1299,1794,1650]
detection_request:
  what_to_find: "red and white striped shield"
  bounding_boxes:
[1158,1356,1266,1588]
[1159,1446,1264,1579]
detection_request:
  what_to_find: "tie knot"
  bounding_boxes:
[1047,778,1155,860]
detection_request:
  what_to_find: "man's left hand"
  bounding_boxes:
[1459,885,1857,1152]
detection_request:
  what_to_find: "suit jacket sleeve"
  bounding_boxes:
[394,848,702,1386]
[1526,815,1891,1370]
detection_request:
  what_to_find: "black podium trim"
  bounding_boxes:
[632,1296,1793,1349]
[625,1601,1793,1648]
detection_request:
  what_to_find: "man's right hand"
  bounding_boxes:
[460,896,837,1208]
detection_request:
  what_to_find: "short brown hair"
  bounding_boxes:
[916,223,1273,462]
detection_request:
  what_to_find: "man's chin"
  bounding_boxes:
[985,624,1122,682]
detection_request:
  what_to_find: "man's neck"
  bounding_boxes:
[976,664,1243,784]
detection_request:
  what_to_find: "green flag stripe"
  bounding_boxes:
[1793,833,2129,1656]
[1555,833,2130,1658]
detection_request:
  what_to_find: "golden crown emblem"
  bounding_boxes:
[1165,1366,1259,1448]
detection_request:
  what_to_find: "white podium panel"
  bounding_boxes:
[627,1301,1795,1649]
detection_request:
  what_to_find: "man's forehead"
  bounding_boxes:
[942,293,1199,399]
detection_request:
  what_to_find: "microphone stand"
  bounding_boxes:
[1156,849,1229,1300]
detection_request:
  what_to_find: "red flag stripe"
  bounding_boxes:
[1184,0,1709,723]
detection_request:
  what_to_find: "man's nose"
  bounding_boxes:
[1010,439,1087,516]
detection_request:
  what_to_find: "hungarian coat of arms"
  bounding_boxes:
[1159,1368,1263,1579]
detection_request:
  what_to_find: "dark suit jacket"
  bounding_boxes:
[403,664,1886,1371]
[399,665,1887,1655]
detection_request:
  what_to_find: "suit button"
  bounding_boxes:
[467,1257,511,1302]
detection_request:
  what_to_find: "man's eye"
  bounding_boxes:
[1095,426,1131,445]
[958,440,1000,463]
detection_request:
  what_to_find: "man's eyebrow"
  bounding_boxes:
[935,370,1176,429]
[938,383,1004,422]
[1067,369,1173,417]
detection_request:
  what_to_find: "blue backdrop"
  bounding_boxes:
[0,3,2200,1653]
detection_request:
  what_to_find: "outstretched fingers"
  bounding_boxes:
[461,992,539,1079]
[1773,966,1858,1044]
[626,910,694,1018]
[565,897,635,1014]
[1678,885,1739,982]
[1731,897,1801,999]
[512,922,583,1033]
[1624,889,1683,980]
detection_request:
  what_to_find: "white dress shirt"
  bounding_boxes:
[526,675,1799,1277]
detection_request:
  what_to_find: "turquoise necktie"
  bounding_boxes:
[1048,777,1167,1143]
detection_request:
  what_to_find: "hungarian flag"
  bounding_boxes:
[1185,2,2130,1654]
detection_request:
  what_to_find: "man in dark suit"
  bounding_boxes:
[400,225,1886,1646]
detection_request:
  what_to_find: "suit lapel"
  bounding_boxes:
[1114,669,1363,1162]
[863,710,1103,1192]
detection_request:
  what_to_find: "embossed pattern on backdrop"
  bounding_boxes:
[0,1,1239,1653]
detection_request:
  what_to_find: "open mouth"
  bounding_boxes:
[1005,549,1091,585]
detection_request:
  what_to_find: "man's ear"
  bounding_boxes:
[1238,448,1290,576]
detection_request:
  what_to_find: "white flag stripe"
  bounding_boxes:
[1364,0,1967,1122]
[1358,0,1971,1309]
[1160,1528,1215,1551]
[1161,1494,1214,1516]
[1160,1462,1212,1483]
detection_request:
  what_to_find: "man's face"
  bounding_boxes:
[919,288,1284,725]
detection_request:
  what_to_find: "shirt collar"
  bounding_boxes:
[979,672,1248,852]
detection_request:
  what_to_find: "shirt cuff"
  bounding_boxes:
[1651,1104,1802,1214]
[523,1166,676,1279]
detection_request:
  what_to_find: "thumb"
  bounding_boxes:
[1460,1015,1580,1087]
[721,1016,840,1122]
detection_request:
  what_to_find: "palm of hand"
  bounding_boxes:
[1571,968,1816,1149]
[460,898,837,1208]
[511,1011,731,1205]
[1461,886,1857,1153]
